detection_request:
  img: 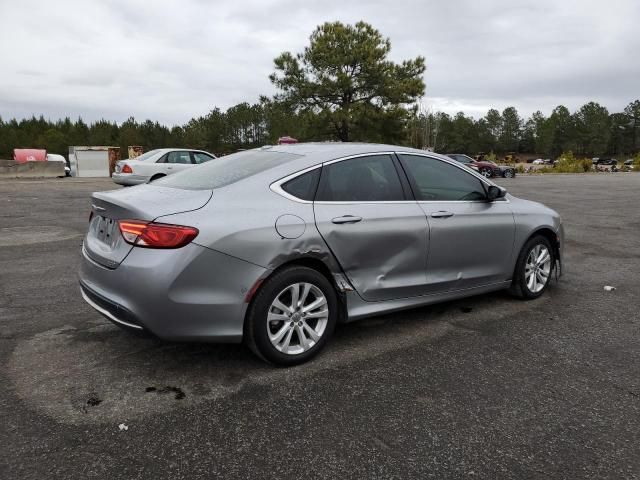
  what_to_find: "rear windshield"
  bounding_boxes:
[154,149,301,190]
[132,149,162,161]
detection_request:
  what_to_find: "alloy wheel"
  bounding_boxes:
[525,244,552,293]
[267,282,329,355]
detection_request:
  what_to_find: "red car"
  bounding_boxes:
[446,154,516,178]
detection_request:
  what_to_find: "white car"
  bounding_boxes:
[112,148,216,186]
[46,153,71,177]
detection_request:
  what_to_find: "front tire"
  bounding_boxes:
[245,266,338,366]
[503,169,515,178]
[509,235,554,299]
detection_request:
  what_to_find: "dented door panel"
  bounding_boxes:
[314,202,429,301]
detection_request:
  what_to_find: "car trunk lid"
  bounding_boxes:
[84,185,212,268]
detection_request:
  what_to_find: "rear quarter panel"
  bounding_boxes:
[154,175,341,275]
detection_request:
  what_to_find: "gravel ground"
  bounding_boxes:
[0,174,638,479]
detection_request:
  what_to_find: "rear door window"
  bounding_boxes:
[166,151,192,164]
[315,155,405,202]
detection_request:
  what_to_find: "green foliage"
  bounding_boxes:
[574,102,610,156]
[269,21,425,142]
[498,107,521,152]
[553,151,592,173]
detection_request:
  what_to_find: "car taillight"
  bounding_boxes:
[118,220,198,249]
[121,164,133,174]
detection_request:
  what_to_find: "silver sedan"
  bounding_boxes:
[80,143,563,365]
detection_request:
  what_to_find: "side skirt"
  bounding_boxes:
[344,281,513,322]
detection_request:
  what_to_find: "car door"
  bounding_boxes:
[398,153,515,292]
[313,153,430,301]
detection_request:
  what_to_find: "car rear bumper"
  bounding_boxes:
[79,242,268,342]
[112,173,148,185]
[80,281,151,335]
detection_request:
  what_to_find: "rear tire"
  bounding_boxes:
[509,235,554,299]
[245,266,338,366]
[480,167,493,178]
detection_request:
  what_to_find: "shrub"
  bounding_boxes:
[553,151,592,173]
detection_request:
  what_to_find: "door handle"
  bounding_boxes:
[331,215,363,224]
[431,211,454,218]
[167,166,173,170]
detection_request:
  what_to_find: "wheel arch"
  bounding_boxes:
[521,226,560,270]
[243,256,348,330]
[149,173,166,182]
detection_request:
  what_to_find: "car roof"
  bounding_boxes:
[258,142,452,169]
[127,148,214,161]
[153,148,211,153]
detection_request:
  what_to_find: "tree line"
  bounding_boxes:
[0,21,638,160]
[411,100,640,158]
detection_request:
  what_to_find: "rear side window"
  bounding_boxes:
[399,154,487,201]
[281,169,320,201]
[315,155,405,202]
[154,150,301,190]
[166,151,191,164]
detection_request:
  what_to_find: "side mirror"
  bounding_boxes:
[487,185,507,201]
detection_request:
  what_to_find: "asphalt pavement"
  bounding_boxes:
[0,174,639,479]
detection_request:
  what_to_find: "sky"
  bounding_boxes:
[0,0,638,125]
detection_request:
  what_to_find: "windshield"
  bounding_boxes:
[154,149,302,190]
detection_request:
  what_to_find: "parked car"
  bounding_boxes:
[592,158,617,166]
[112,148,216,186]
[46,153,70,177]
[80,143,563,365]
[446,153,516,178]
[624,159,635,170]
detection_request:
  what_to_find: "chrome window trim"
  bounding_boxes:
[270,150,508,204]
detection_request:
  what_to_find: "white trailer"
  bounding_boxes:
[69,146,120,177]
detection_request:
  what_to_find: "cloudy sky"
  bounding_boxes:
[0,0,638,125]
